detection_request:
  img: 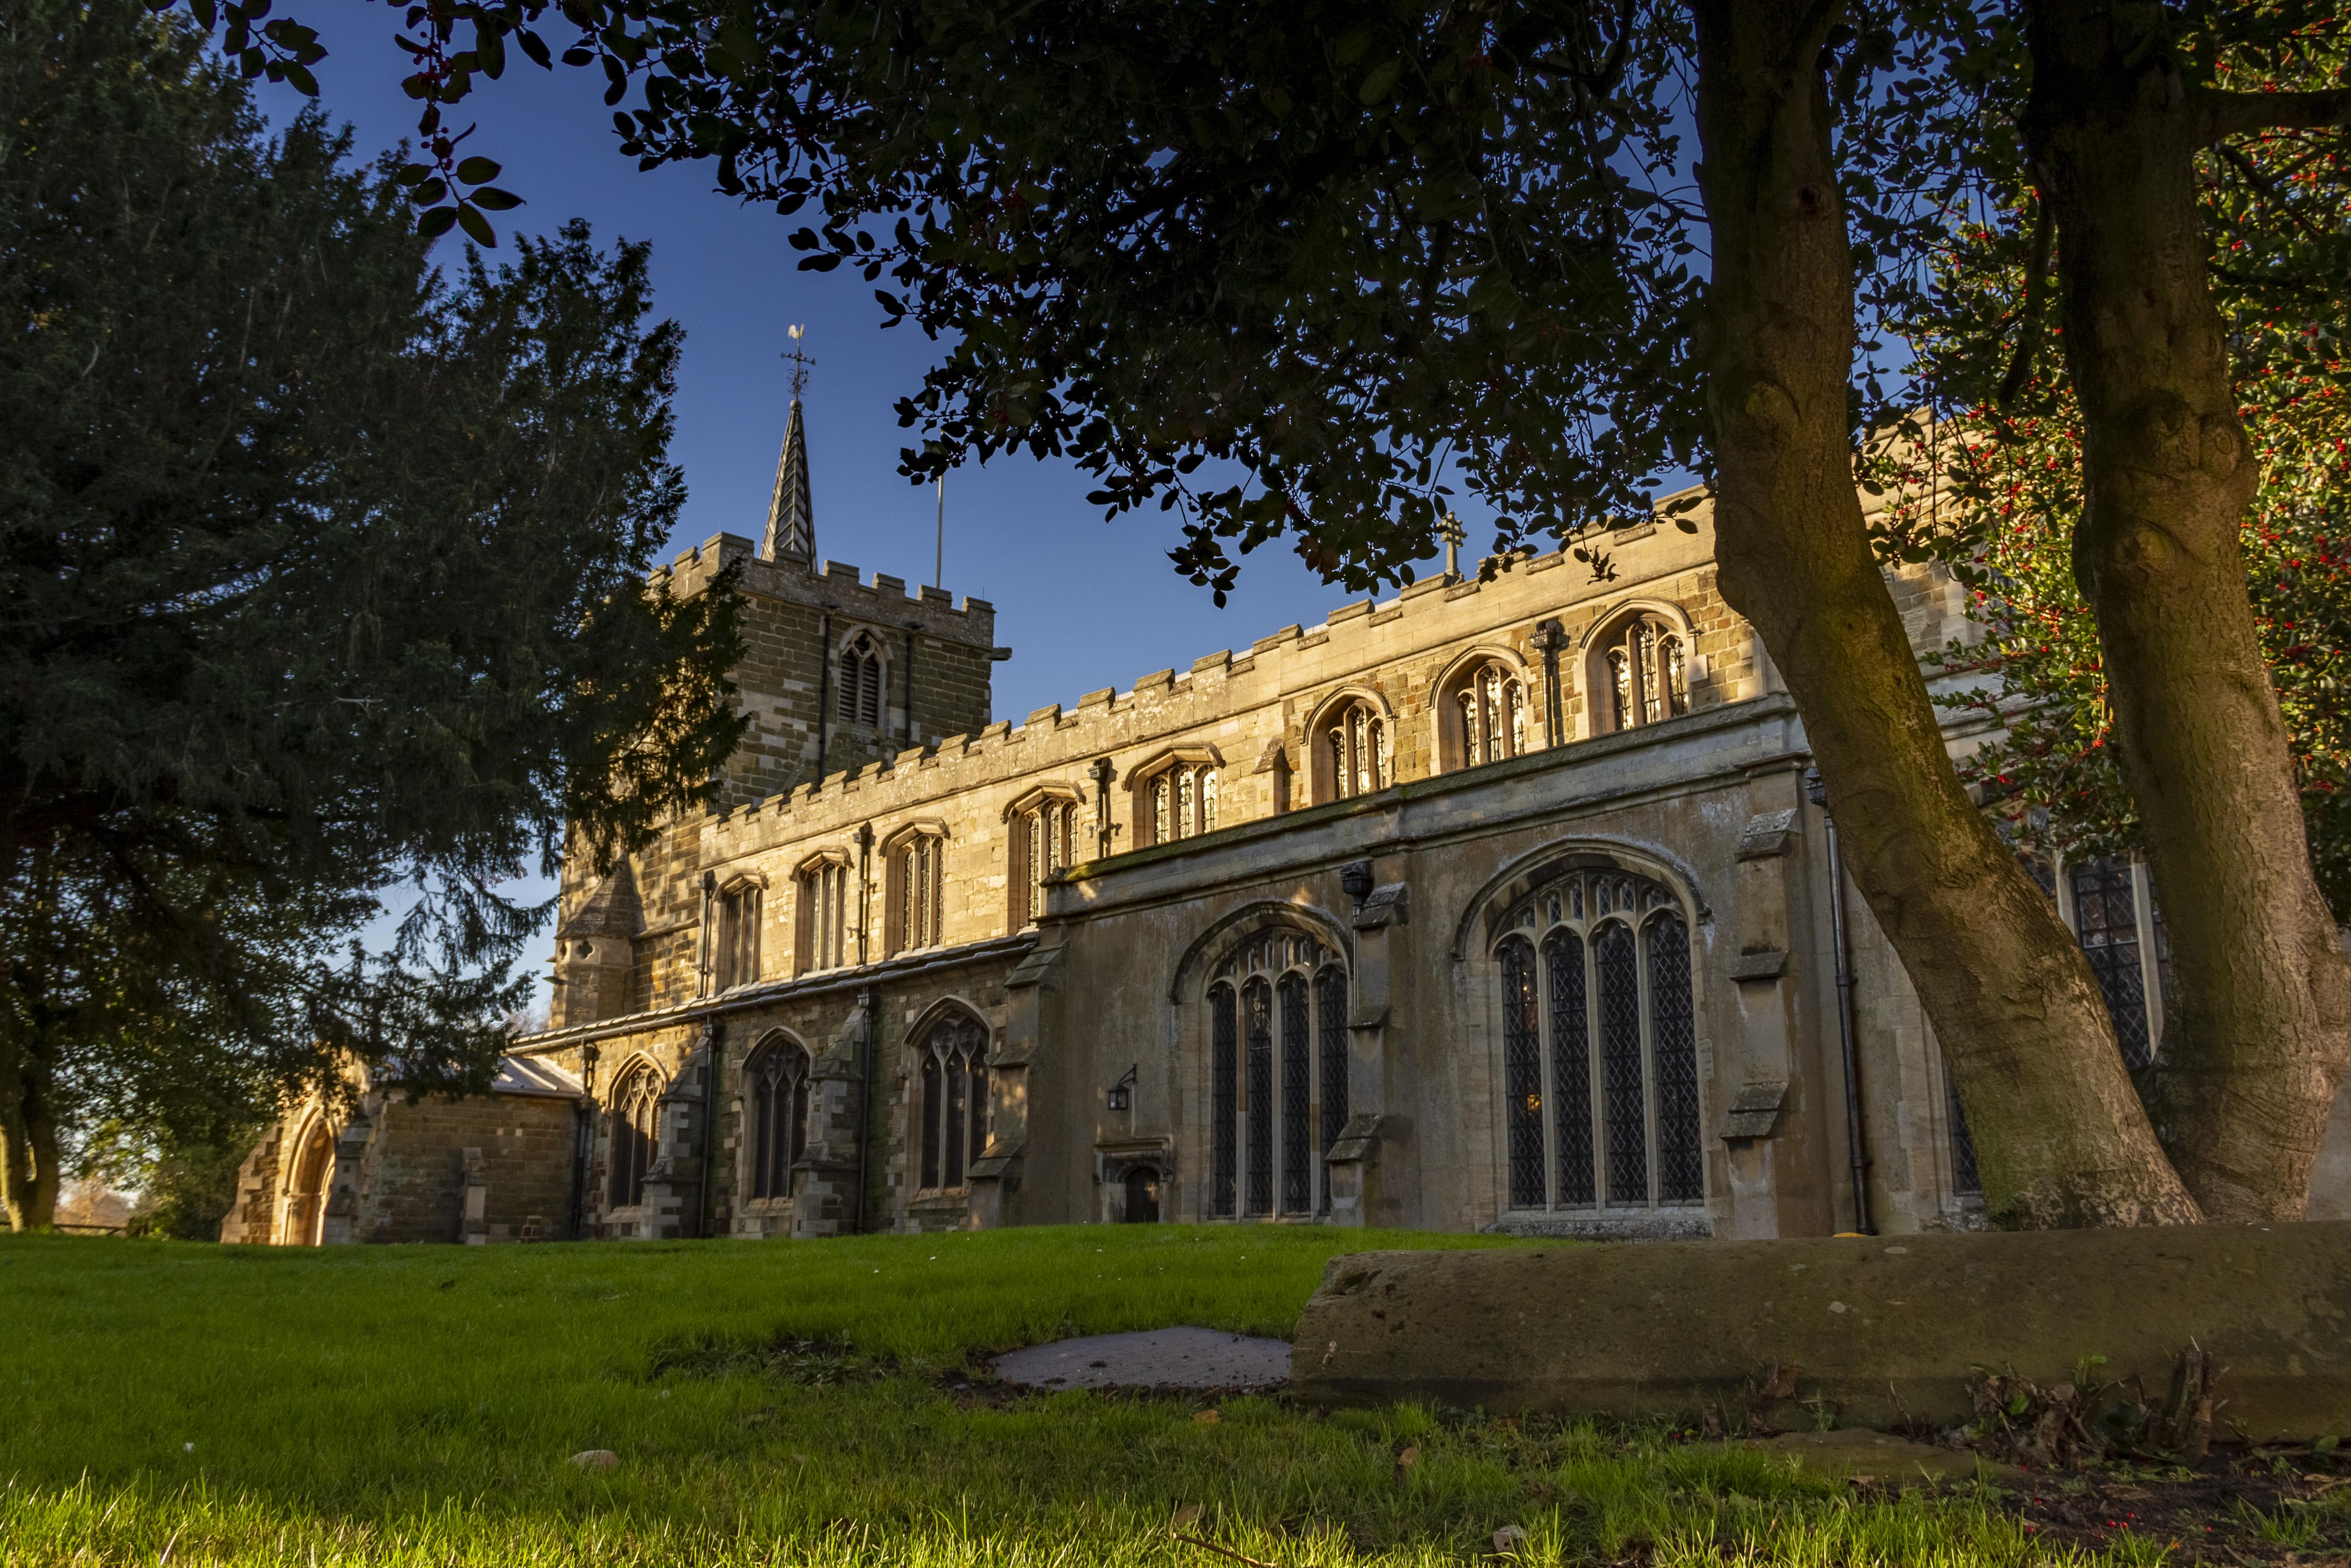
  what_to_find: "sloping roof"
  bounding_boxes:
[761,398,815,563]
[492,1056,585,1098]
[557,861,640,940]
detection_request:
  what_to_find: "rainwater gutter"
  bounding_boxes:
[1807,768,1876,1235]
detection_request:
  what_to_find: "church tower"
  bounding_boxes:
[699,329,1004,810]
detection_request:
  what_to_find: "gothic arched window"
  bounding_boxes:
[887,829,946,955]
[1321,698,1391,801]
[1206,930,1349,1219]
[1590,613,1690,736]
[746,1035,811,1201]
[713,879,762,991]
[608,1063,663,1208]
[837,631,883,725]
[1492,868,1702,1212]
[796,853,851,973]
[1139,759,1218,847]
[1010,793,1080,926]
[917,1012,990,1191]
[1444,659,1530,770]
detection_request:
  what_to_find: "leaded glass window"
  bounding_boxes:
[917,1013,989,1191]
[714,884,762,991]
[2070,857,2153,1070]
[747,1036,810,1201]
[1492,867,1704,1213]
[1593,614,1691,736]
[798,858,850,973]
[1325,700,1391,800]
[608,1065,662,1208]
[1449,660,1532,770]
[1244,978,1273,1218]
[892,833,945,955]
[1501,936,1544,1208]
[1014,797,1078,927]
[1279,974,1312,1214]
[1204,930,1348,1220]
[1315,965,1349,1215]
[1144,763,1218,846]
[1211,984,1238,1217]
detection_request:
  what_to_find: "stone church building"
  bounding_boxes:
[222,398,2351,1245]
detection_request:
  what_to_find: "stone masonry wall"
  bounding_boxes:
[349,1093,579,1244]
[549,498,1813,1028]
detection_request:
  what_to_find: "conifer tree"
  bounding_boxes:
[0,0,743,1231]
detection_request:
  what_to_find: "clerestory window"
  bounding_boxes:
[1444,659,1531,770]
[713,881,762,991]
[1314,697,1392,803]
[887,830,946,956]
[796,855,851,973]
[1010,793,1079,926]
[1139,761,1218,848]
[1591,613,1689,735]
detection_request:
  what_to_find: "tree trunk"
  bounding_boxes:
[1687,0,2200,1227]
[0,1029,60,1232]
[2023,0,2351,1221]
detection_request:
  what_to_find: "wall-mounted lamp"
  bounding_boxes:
[1106,1063,1137,1113]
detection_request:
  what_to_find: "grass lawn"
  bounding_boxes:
[0,1226,2298,1567]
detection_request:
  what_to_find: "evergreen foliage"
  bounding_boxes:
[0,0,744,1230]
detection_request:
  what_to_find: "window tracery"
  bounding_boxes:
[1141,761,1218,847]
[746,1035,811,1201]
[1493,868,1702,1212]
[796,856,850,973]
[1324,699,1391,800]
[917,1012,991,1191]
[1206,930,1349,1220]
[888,831,946,955]
[1445,659,1530,769]
[1012,795,1079,926]
[714,882,762,991]
[1591,613,1689,735]
[607,1063,662,1208]
[837,631,883,725]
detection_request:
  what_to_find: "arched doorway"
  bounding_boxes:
[283,1117,334,1245]
[1123,1166,1162,1224]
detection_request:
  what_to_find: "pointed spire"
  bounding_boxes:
[763,325,817,564]
[763,397,814,563]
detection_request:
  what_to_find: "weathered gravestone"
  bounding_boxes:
[1293,1222,2351,1440]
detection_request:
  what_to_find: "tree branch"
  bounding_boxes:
[1997,190,2054,411]
[2201,85,2351,143]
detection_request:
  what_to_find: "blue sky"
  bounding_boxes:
[253,5,1432,986]
[257,4,1406,727]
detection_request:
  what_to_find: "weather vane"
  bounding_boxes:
[782,323,815,400]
